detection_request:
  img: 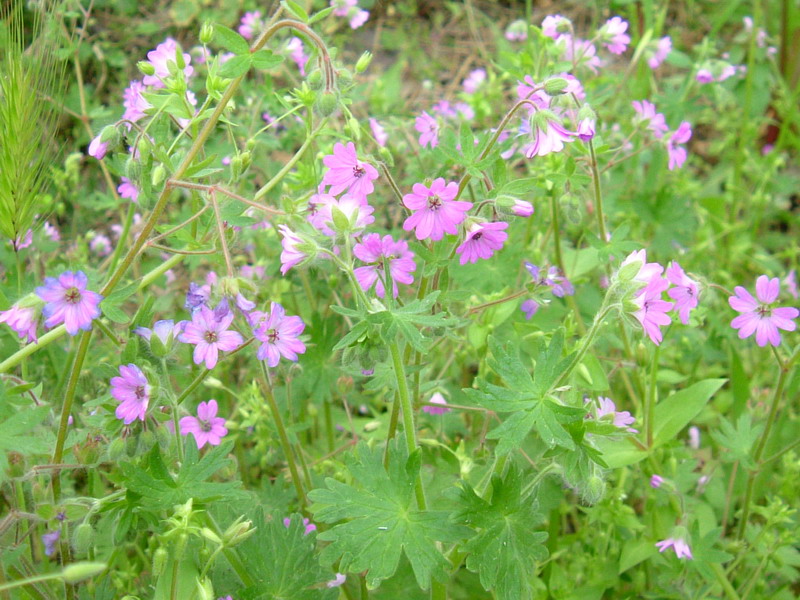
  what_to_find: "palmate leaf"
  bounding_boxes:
[237,509,338,600]
[452,464,548,600]
[309,441,471,590]
[119,441,243,508]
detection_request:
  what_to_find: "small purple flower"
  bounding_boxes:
[456,221,509,265]
[525,263,575,297]
[185,281,211,312]
[118,177,139,202]
[422,392,451,415]
[331,0,357,17]
[11,229,33,250]
[520,299,539,320]
[577,117,596,141]
[562,37,603,73]
[278,225,309,275]
[348,8,369,29]
[283,516,317,535]
[696,69,714,83]
[42,530,61,557]
[180,399,228,449]
[143,38,193,88]
[286,37,308,75]
[785,270,798,299]
[111,364,150,424]
[666,262,699,324]
[0,303,39,343]
[402,178,472,241]
[179,306,243,369]
[650,474,664,489]
[321,142,379,200]
[505,19,528,42]
[656,537,693,560]
[729,275,798,347]
[541,15,571,41]
[688,426,701,449]
[255,303,306,368]
[415,111,439,148]
[88,134,108,160]
[135,319,183,351]
[666,122,692,170]
[594,397,637,432]
[90,234,112,257]
[308,193,375,237]
[44,222,60,242]
[36,271,103,335]
[511,199,534,217]
[353,233,416,298]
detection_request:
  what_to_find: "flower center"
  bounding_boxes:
[267,328,279,343]
[64,287,82,304]
[134,385,146,400]
[200,419,213,432]
[472,232,483,241]
[205,331,218,343]
[428,195,442,210]
[352,165,365,179]
[757,304,771,317]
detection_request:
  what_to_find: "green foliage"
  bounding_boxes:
[0,405,51,482]
[309,441,470,589]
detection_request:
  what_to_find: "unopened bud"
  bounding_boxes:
[152,548,168,577]
[151,164,166,187]
[174,45,186,70]
[378,147,394,167]
[584,474,606,505]
[62,562,107,583]
[544,77,569,95]
[138,61,155,76]
[99,125,119,145]
[316,92,339,116]
[355,51,372,73]
[137,136,152,160]
[73,522,94,555]
[107,437,126,461]
[223,517,255,547]
[200,527,222,545]
[337,68,353,88]
[200,22,214,45]
[306,69,323,90]
[347,117,361,141]
[635,342,648,368]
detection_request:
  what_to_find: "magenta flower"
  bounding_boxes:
[600,17,631,54]
[111,364,150,424]
[12,229,32,250]
[283,516,317,535]
[650,474,664,489]
[254,303,306,368]
[180,399,228,449]
[456,221,509,265]
[402,178,472,241]
[286,37,308,75]
[632,100,669,138]
[369,118,388,147]
[525,263,575,297]
[143,38,193,88]
[0,304,39,343]
[666,262,699,324]
[729,276,798,347]
[308,193,375,236]
[331,0,357,17]
[516,76,551,110]
[656,537,693,560]
[415,111,439,148]
[179,306,243,369]
[541,15,571,41]
[88,134,108,160]
[524,112,575,157]
[696,69,714,83]
[238,11,262,39]
[577,117,596,141]
[562,37,603,73]
[666,122,692,170]
[647,36,672,69]
[633,275,674,345]
[321,142,379,199]
[353,234,416,298]
[117,177,139,202]
[619,249,664,285]
[511,199,534,217]
[36,271,102,335]
[122,80,150,124]
[278,225,308,275]
[422,392,451,415]
[594,397,637,432]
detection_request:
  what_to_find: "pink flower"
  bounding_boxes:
[511,199,534,217]
[620,249,664,285]
[422,392,451,415]
[516,76,551,110]
[594,397,637,432]
[666,122,692,170]
[327,573,347,588]
[666,262,699,324]
[308,193,375,236]
[369,118,388,147]
[321,142,379,199]
[330,0,357,17]
[122,80,150,124]
[415,111,439,148]
[286,37,308,75]
[562,37,603,73]
[118,177,139,202]
[143,38,193,88]
[696,69,714,83]
[90,234,112,257]
[36,271,103,335]
[456,221,509,265]
[111,364,150,424]
[524,113,574,157]
[348,8,369,29]
[179,305,243,369]
[0,304,39,343]
[600,17,630,54]
[238,11,262,39]
[44,222,60,242]
[463,68,486,94]
[633,275,674,345]
[283,516,317,535]
[729,276,798,347]
[632,100,669,138]
[353,234,416,298]
[656,537,693,560]
[785,270,798,299]
[541,15,570,41]
[650,474,664,488]
[402,178,472,241]
[505,19,528,42]
[12,229,32,250]
[278,225,308,275]
[577,117,596,141]
[647,36,672,69]
[180,399,228,449]
[88,134,108,160]
[254,303,306,367]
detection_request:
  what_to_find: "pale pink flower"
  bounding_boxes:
[729,276,798,347]
[577,117,596,141]
[308,193,375,236]
[283,516,317,535]
[620,249,664,285]
[650,474,664,488]
[179,305,243,369]
[666,262,699,324]
[0,304,38,343]
[12,229,32,250]
[600,17,630,54]
[369,118,388,147]
[785,270,798,299]
[122,80,150,124]
[254,302,306,368]
[656,537,693,560]
[348,8,369,29]
[562,37,603,73]
[278,225,308,275]
[353,234,416,298]
[321,142,379,199]
[541,15,571,41]
[44,222,60,242]
[36,271,102,335]
[402,178,472,241]
[463,68,486,94]
[696,69,714,83]
[595,397,637,432]
[88,134,108,160]
[422,392,451,415]
[456,221,509,264]
[327,573,347,588]
[286,37,308,75]
[118,177,139,202]
[143,38,193,88]
[666,122,692,170]
[505,19,528,42]
[632,100,669,138]
[647,36,672,69]
[90,234,112,257]
[238,11,262,40]
[415,111,439,148]
[511,199,534,217]
[111,364,150,424]
[180,399,228,449]
[633,275,674,345]
[523,113,574,157]
[330,0,357,17]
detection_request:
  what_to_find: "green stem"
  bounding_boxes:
[554,303,615,390]
[107,203,135,275]
[94,319,121,347]
[736,352,790,540]
[711,563,741,600]
[0,571,65,593]
[389,341,427,510]
[588,139,608,243]
[645,345,660,448]
[259,363,307,508]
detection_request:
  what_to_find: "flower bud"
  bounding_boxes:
[107,437,126,461]
[337,68,353,88]
[347,117,361,141]
[199,21,214,45]
[197,577,214,600]
[151,164,166,187]
[174,45,186,70]
[99,125,119,145]
[223,517,255,547]
[152,548,168,577]
[635,342,649,368]
[544,77,569,95]
[583,474,606,505]
[61,562,107,583]
[138,61,155,76]
[378,147,394,167]
[200,527,222,545]
[72,522,94,555]
[137,136,152,160]
[355,51,373,73]
[306,69,323,90]
[316,92,339,116]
